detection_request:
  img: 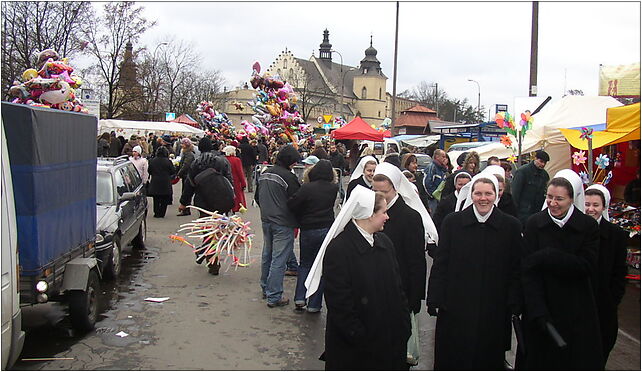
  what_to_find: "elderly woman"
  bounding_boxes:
[147,146,176,218]
[585,184,628,367]
[223,145,247,213]
[427,174,522,370]
[345,155,378,201]
[520,171,602,370]
[306,186,411,370]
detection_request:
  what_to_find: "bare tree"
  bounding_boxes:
[155,37,201,114]
[286,69,336,123]
[173,69,227,121]
[81,2,154,118]
[1,1,93,99]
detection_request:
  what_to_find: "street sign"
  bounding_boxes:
[323,114,333,123]
[495,104,508,113]
[83,99,100,118]
[317,116,323,124]
[323,123,331,130]
[166,112,176,121]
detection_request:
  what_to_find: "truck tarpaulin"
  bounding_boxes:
[1,103,97,275]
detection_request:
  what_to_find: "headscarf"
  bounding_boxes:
[457,173,500,212]
[374,162,439,244]
[349,155,378,183]
[305,185,376,297]
[222,145,236,156]
[456,166,501,212]
[453,171,472,197]
[541,169,585,212]
[586,184,611,221]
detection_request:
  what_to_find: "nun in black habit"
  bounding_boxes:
[520,171,603,370]
[305,185,411,370]
[345,155,378,201]
[426,174,523,370]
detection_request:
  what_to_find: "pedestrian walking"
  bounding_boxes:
[239,137,257,192]
[129,145,149,186]
[311,139,328,160]
[223,145,247,213]
[121,134,140,157]
[345,155,377,201]
[97,132,110,157]
[426,174,522,370]
[511,150,550,225]
[257,137,269,164]
[585,184,628,367]
[147,146,176,218]
[328,143,346,171]
[307,185,411,370]
[520,171,603,370]
[254,145,301,307]
[287,159,338,313]
[176,138,196,216]
[109,131,122,157]
[423,149,449,215]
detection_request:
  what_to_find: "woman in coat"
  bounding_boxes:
[319,186,411,370]
[401,153,430,208]
[97,132,110,157]
[223,146,246,213]
[345,155,377,201]
[287,160,338,313]
[585,184,628,367]
[176,138,196,216]
[426,174,522,370]
[520,174,602,370]
[147,146,176,218]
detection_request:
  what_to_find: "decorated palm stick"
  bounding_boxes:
[169,206,254,270]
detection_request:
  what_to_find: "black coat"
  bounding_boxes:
[345,176,371,201]
[323,222,411,371]
[109,137,121,157]
[498,192,518,218]
[239,142,257,167]
[596,218,628,363]
[382,197,426,314]
[147,156,176,196]
[511,162,550,225]
[432,193,457,235]
[287,162,338,230]
[427,206,522,370]
[328,151,346,171]
[520,208,603,370]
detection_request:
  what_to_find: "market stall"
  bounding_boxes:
[331,117,384,141]
[98,119,205,138]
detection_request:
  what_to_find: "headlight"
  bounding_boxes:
[36,280,48,293]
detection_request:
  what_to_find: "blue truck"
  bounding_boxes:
[1,102,100,366]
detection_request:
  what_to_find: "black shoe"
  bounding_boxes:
[208,263,220,275]
[267,297,289,308]
[177,211,191,216]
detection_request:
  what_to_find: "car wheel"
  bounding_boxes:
[103,235,122,280]
[132,217,146,250]
[68,270,100,333]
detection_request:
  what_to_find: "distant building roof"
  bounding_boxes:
[402,104,437,114]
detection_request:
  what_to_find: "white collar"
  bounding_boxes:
[361,175,372,188]
[548,205,575,228]
[352,220,374,247]
[387,193,400,209]
[596,215,603,224]
[473,205,493,223]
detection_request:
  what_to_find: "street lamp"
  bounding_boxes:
[330,49,356,122]
[150,42,169,121]
[467,79,480,119]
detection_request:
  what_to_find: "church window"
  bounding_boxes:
[361,87,367,99]
[379,88,382,100]
[284,59,288,68]
[277,68,281,75]
[289,68,294,78]
[378,111,381,117]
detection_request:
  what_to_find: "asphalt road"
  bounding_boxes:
[12,182,642,370]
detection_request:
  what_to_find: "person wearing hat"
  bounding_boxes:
[254,145,301,307]
[129,145,149,186]
[427,174,522,370]
[585,185,628,367]
[511,150,550,225]
[520,172,602,370]
[223,145,247,213]
[176,138,196,216]
[121,134,140,157]
[311,139,328,160]
[306,186,411,370]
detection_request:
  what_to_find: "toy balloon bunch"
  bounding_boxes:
[8,49,87,113]
[196,101,236,138]
[245,61,310,145]
[333,116,347,128]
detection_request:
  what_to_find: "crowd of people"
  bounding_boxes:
[96,131,631,370]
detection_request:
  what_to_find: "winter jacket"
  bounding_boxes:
[226,155,247,213]
[239,141,257,167]
[512,161,550,225]
[287,160,338,230]
[121,140,139,157]
[328,150,346,171]
[179,151,233,208]
[177,150,195,179]
[147,155,176,196]
[97,138,110,157]
[129,156,149,184]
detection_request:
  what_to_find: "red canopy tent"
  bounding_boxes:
[331,117,384,142]
[171,114,200,129]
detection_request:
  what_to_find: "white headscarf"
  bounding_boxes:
[542,169,585,212]
[350,155,378,183]
[305,185,376,298]
[457,173,500,212]
[453,171,472,198]
[586,184,611,221]
[374,162,439,245]
[483,165,505,180]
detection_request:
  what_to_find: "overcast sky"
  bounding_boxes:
[126,1,639,118]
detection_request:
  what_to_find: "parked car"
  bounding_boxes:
[96,156,148,279]
[447,141,493,152]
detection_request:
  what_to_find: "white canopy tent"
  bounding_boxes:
[447,96,623,176]
[99,119,205,138]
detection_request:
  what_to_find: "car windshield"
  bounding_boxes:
[416,156,431,168]
[96,171,114,205]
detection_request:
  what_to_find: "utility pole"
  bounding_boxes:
[529,1,539,97]
[391,1,400,134]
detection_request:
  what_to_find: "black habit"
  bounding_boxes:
[427,206,522,370]
[322,222,411,371]
[345,176,371,201]
[383,196,426,313]
[520,208,603,370]
[498,192,518,218]
[596,218,628,365]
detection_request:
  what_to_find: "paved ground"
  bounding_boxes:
[13,182,641,370]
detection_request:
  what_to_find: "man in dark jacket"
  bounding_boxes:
[255,145,301,307]
[121,134,140,157]
[239,137,257,192]
[511,150,550,225]
[176,138,196,216]
[109,131,122,157]
[257,137,269,164]
[327,143,346,171]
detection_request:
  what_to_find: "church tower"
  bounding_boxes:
[353,36,387,123]
[318,29,333,65]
